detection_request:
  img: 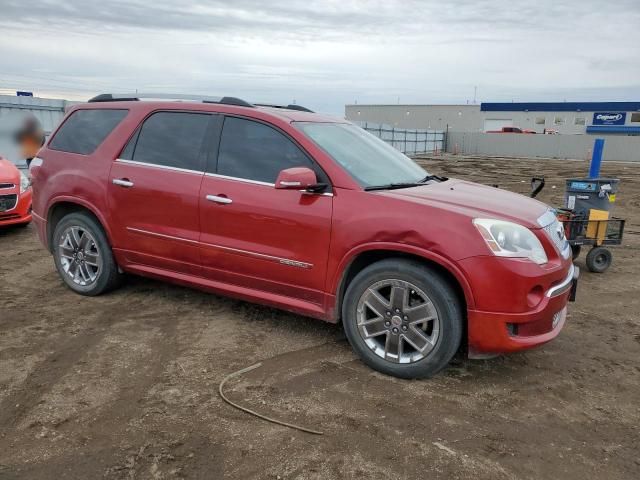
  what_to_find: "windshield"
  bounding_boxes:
[295,122,428,188]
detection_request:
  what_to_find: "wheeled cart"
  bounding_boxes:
[556,209,625,273]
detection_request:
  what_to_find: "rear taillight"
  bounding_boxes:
[29,156,44,171]
[28,156,44,185]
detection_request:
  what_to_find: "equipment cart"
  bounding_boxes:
[555,209,625,273]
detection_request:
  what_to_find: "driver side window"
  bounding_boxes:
[217,116,316,184]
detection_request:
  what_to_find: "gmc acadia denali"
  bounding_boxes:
[29,93,578,378]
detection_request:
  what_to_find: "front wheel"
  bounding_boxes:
[342,259,463,379]
[52,212,122,295]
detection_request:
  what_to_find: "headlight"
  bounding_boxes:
[473,218,548,265]
[20,170,31,194]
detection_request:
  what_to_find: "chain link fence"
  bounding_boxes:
[356,122,445,155]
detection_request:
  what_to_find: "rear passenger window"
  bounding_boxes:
[217,117,314,183]
[49,109,127,155]
[124,112,210,171]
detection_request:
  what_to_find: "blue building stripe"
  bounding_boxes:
[586,125,640,134]
[481,102,640,112]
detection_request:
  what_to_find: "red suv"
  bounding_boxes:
[30,94,578,378]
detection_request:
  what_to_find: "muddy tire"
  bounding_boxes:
[52,212,122,295]
[342,259,463,379]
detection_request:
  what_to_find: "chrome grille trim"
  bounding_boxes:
[538,209,571,259]
[536,209,557,228]
[547,264,576,298]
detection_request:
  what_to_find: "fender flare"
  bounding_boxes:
[45,195,114,250]
[331,242,476,310]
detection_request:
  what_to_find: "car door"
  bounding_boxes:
[198,115,333,306]
[108,111,214,275]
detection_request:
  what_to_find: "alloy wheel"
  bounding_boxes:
[58,226,101,286]
[356,279,440,364]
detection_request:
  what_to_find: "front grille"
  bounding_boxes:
[0,213,20,220]
[544,220,566,251]
[538,210,570,258]
[0,194,18,212]
[0,183,15,189]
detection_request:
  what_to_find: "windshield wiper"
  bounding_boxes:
[364,175,447,191]
[364,182,424,191]
[420,174,447,183]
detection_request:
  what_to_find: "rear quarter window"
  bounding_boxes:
[49,109,128,155]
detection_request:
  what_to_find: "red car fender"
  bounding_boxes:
[329,242,476,319]
[45,195,114,250]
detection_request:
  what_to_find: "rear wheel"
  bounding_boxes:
[52,212,122,295]
[342,259,463,379]
[585,246,612,273]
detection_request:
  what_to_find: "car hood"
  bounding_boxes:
[0,158,20,187]
[379,178,550,228]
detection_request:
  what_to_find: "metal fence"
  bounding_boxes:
[357,122,445,154]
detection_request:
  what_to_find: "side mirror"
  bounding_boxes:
[275,167,325,192]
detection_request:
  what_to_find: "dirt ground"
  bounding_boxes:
[1,156,639,480]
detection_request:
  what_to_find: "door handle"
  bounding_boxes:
[112,178,134,188]
[206,194,232,205]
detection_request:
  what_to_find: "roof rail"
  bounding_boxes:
[255,103,314,113]
[210,96,253,107]
[87,94,313,112]
[88,93,254,108]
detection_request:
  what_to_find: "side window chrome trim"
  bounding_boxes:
[203,172,334,196]
[204,172,275,187]
[302,191,334,197]
[115,158,204,175]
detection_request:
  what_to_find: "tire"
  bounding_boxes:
[585,246,612,273]
[342,259,463,379]
[52,212,122,295]
[571,244,581,261]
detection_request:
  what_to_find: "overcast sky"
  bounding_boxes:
[0,0,639,114]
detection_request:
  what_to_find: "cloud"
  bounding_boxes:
[0,0,639,114]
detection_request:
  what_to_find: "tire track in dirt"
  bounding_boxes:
[88,311,181,426]
[0,310,123,428]
[0,292,206,478]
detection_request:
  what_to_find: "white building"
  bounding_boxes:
[345,102,640,135]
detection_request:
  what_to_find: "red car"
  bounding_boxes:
[30,94,578,378]
[486,127,536,134]
[0,157,32,227]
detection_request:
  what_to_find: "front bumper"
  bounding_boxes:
[466,262,579,356]
[0,189,32,226]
